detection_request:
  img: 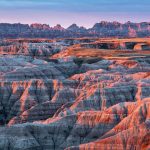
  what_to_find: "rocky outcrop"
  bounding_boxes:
[67,99,150,150]
[0,21,149,39]
[89,21,150,38]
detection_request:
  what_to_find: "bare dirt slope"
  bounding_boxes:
[0,38,150,150]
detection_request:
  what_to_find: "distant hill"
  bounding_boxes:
[0,21,149,39]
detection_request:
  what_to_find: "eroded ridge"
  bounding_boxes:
[0,38,150,150]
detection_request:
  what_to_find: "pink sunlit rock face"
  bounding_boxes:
[0,38,150,150]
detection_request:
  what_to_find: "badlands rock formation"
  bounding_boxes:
[0,21,149,39]
[0,38,149,150]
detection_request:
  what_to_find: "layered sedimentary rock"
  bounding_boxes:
[0,21,150,39]
[0,38,149,149]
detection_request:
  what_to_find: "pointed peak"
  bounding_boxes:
[67,24,80,30]
[53,24,64,30]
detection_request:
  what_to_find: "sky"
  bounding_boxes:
[0,0,149,28]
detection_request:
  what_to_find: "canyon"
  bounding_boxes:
[0,37,150,150]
